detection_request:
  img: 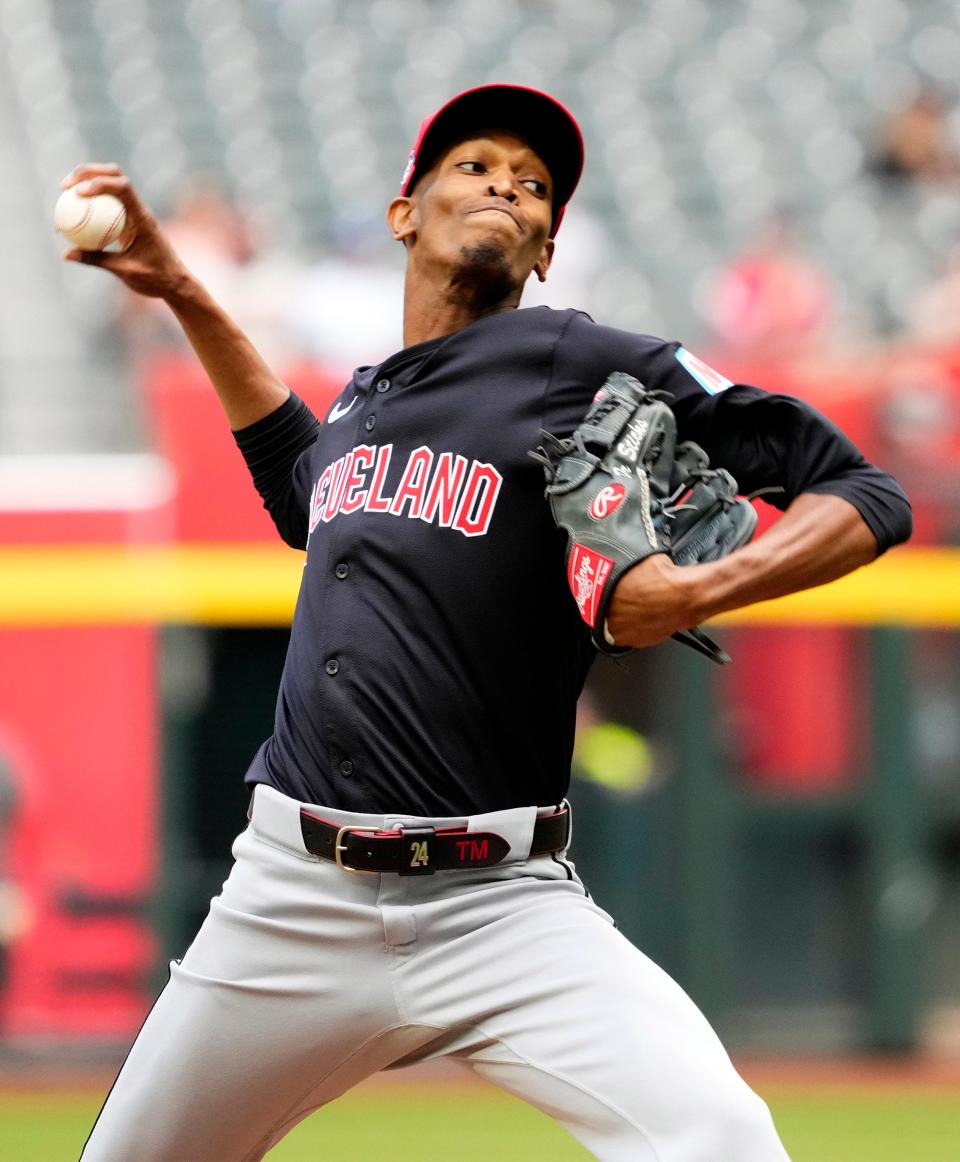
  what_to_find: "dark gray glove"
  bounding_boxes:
[533,371,757,664]
[532,370,677,651]
[669,442,758,566]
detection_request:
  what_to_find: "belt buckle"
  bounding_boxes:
[334,825,381,874]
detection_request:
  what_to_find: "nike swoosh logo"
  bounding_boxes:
[327,397,358,424]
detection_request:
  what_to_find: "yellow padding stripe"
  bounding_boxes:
[0,545,954,627]
[0,545,302,626]
[716,547,959,626]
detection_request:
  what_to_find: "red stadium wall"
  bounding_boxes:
[0,626,157,1038]
[0,500,165,1041]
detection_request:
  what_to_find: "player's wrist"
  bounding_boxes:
[662,558,723,633]
[605,554,701,643]
[673,568,759,632]
[164,269,209,312]
[670,560,712,624]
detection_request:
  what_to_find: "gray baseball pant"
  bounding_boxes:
[81,784,790,1161]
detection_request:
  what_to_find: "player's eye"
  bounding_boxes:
[457,160,486,174]
[521,178,548,197]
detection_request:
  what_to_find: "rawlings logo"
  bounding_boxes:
[567,544,614,627]
[589,483,627,520]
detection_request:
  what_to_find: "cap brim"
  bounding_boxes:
[400,84,584,236]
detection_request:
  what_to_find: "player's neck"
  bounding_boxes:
[401,267,521,347]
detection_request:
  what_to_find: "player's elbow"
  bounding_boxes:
[890,490,913,548]
[864,480,913,555]
[276,523,308,551]
[263,502,309,550]
[810,471,913,556]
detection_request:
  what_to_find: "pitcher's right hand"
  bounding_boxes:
[61,164,194,302]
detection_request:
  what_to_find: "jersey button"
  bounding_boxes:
[334,563,349,579]
[376,378,391,393]
[339,759,354,776]
[325,658,340,676]
[364,415,376,432]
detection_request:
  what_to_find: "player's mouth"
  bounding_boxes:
[466,201,524,232]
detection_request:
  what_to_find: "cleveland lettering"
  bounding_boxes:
[308,444,503,539]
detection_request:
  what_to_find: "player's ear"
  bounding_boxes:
[534,238,555,283]
[387,197,417,243]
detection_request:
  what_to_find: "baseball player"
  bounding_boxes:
[72,85,911,1161]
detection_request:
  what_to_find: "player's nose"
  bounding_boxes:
[487,170,519,201]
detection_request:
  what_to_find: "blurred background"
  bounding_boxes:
[0,0,959,1158]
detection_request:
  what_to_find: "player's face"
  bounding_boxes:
[389,131,555,291]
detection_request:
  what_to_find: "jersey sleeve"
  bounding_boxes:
[232,392,321,549]
[547,312,912,553]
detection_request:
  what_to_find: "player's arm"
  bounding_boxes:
[60,164,289,430]
[606,492,878,649]
[543,316,910,651]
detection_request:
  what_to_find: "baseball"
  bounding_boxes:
[54,185,126,250]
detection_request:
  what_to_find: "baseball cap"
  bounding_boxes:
[399,84,584,237]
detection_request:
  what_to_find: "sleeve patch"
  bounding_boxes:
[675,347,733,395]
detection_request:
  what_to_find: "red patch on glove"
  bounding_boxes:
[567,544,614,627]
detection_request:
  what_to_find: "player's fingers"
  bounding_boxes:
[65,248,165,294]
[62,163,124,188]
[70,174,134,201]
[64,246,129,268]
[69,175,153,231]
[64,248,109,266]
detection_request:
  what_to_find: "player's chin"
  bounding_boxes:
[457,225,535,269]
[456,238,512,273]
[452,241,521,302]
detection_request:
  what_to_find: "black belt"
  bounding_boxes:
[299,806,570,875]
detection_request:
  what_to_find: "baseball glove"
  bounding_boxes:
[532,370,757,665]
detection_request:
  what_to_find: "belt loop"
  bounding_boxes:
[252,784,319,856]
[561,798,573,851]
[466,806,537,863]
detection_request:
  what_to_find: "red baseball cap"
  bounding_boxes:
[399,84,584,237]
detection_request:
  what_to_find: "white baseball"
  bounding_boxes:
[54,185,127,250]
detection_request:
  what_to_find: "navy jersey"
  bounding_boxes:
[235,307,911,816]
